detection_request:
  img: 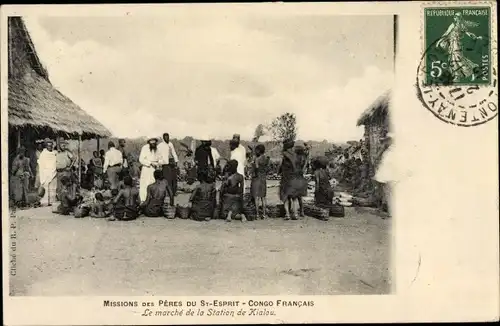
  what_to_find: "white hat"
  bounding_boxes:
[199,135,211,141]
[146,134,158,143]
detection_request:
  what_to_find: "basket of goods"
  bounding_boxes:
[37,185,46,198]
[176,205,191,219]
[268,204,286,218]
[243,193,257,220]
[214,203,222,220]
[163,197,176,219]
[328,204,345,218]
[303,203,329,221]
[74,206,90,218]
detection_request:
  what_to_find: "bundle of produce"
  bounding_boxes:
[214,203,222,219]
[351,196,377,207]
[163,196,176,219]
[267,204,285,218]
[327,204,345,218]
[242,193,257,220]
[335,192,353,207]
[302,196,315,204]
[176,205,191,219]
[303,203,329,221]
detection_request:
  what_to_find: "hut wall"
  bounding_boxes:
[364,118,389,178]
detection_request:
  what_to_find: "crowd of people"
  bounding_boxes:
[10,132,340,222]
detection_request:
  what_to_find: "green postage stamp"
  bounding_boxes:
[424,7,491,85]
[417,3,497,127]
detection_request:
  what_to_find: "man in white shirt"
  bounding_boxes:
[230,134,247,191]
[103,141,123,194]
[158,133,179,195]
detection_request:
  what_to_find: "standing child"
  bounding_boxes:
[113,176,141,221]
[220,159,246,222]
[250,144,270,219]
[313,157,334,208]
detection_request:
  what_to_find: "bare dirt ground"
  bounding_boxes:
[10,183,391,296]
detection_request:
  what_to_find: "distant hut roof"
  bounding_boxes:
[356,90,391,126]
[8,17,111,140]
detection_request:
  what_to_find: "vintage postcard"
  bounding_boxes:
[1,2,498,324]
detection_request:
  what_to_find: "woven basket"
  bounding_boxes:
[163,205,176,219]
[329,204,345,218]
[176,205,191,219]
[267,204,285,218]
[214,204,222,219]
[304,203,329,221]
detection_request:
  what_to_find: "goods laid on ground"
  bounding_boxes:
[338,192,353,200]
[327,204,345,218]
[214,203,222,219]
[74,206,90,218]
[303,203,329,221]
[334,191,353,207]
[176,205,191,219]
[351,196,377,207]
[163,200,176,219]
[243,193,257,221]
[267,204,285,218]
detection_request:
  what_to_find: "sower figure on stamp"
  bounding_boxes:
[436,12,483,83]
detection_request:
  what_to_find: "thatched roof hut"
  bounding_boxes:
[8,17,111,141]
[356,90,391,179]
[356,90,391,127]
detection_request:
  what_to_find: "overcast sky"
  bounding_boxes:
[24,13,394,142]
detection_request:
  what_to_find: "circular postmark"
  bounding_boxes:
[417,38,498,127]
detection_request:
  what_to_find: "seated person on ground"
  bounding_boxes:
[141,170,174,217]
[54,176,80,215]
[112,176,140,221]
[189,168,217,221]
[90,192,112,218]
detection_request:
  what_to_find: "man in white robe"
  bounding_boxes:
[38,139,57,206]
[139,137,161,202]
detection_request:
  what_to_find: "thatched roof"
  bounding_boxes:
[8,17,111,140]
[356,90,391,126]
